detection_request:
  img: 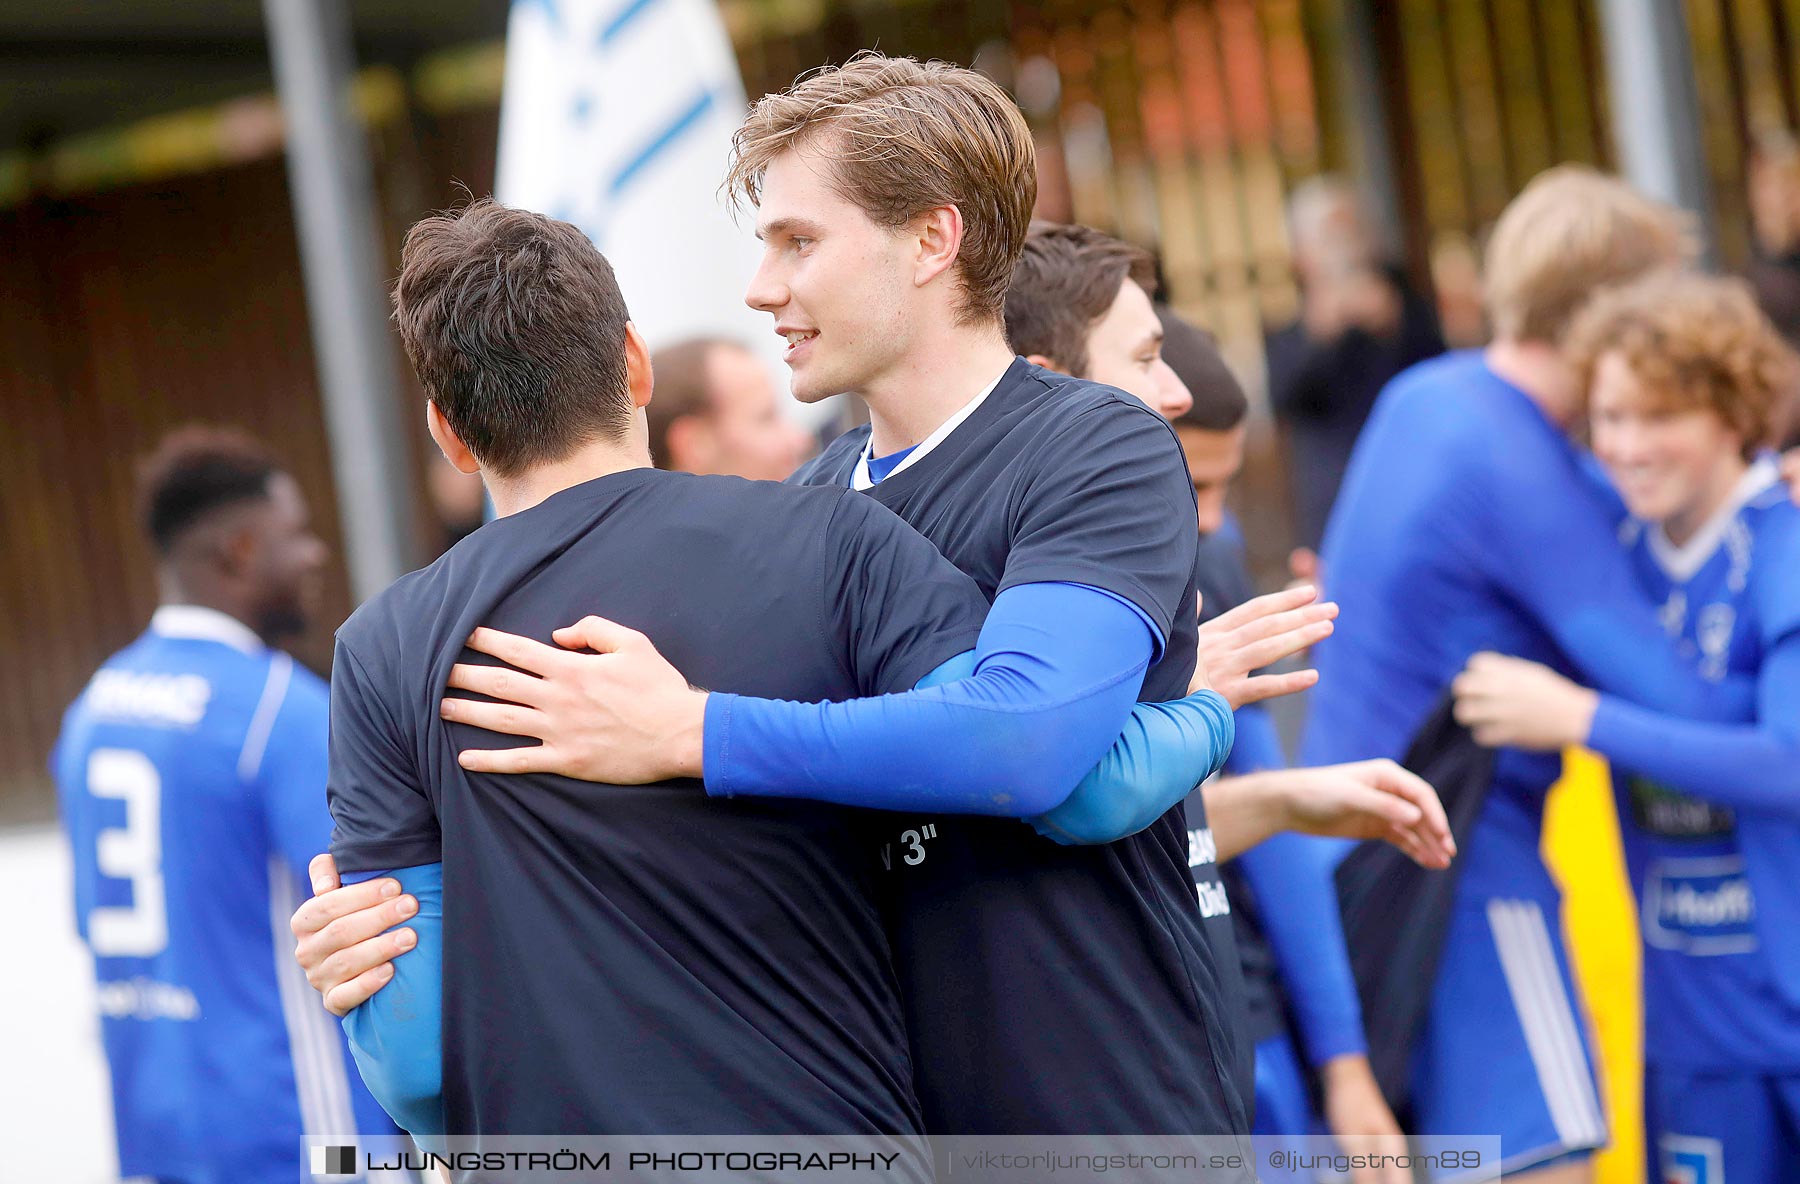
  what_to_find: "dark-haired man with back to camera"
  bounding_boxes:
[52,428,406,1184]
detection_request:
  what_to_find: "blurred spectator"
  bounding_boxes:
[51,427,403,1184]
[648,337,813,480]
[1266,177,1444,548]
[1429,230,1489,349]
[1746,128,1800,450]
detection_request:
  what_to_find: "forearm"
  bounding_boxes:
[705,583,1154,815]
[1029,689,1235,845]
[1588,699,1800,816]
[341,863,444,1144]
[1235,832,1367,1063]
[1203,771,1292,862]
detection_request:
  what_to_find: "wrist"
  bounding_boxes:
[1570,687,1600,747]
[673,690,708,779]
[1320,1052,1376,1087]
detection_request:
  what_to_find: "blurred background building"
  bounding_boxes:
[8,0,1798,825]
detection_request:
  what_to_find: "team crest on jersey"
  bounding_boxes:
[1659,1134,1723,1184]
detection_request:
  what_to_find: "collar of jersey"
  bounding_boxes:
[1646,454,1782,583]
[850,364,1010,491]
[150,604,265,655]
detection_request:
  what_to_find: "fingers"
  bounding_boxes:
[323,957,399,1017]
[308,853,341,896]
[309,920,417,1011]
[1227,668,1319,707]
[464,627,571,675]
[551,615,643,655]
[456,742,566,775]
[1356,760,1453,855]
[1227,616,1336,672]
[445,661,551,708]
[1223,600,1339,648]
[1201,584,1319,634]
[439,695,548,739]
[290,876,402,940]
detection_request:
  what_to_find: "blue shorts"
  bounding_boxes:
[1411,895,1607,1178]
[1645,1065,1800,1183]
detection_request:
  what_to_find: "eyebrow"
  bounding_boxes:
[1135,326,1164,353]
[757,217,827,242]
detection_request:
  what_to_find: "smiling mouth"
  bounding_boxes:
[782,330,817,347]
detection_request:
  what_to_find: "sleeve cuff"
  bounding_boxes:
[702,692,739,799]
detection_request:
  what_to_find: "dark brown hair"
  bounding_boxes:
[393,199,633,477]
[1005,222,1155,378]
[1160,309,1248,432]
[727,52,1037,326]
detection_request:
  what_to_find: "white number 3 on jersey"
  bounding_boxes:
[86,748,169,958]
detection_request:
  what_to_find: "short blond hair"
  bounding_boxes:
[1566,271,1798,454]
[726,52,1037,325]
[1484,165,1697,344]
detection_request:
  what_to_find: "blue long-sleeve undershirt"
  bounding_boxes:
[705,582,1163,815]
[339,863,444,1143]
[1586,629,1800,818]
[1225,705,1367,1065]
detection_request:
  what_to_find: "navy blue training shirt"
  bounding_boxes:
[792,357,1252,1137]
[328,468,987,1135]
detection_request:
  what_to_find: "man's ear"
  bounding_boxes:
[1025,353,1070,376]
[623,321,654,410]
[913,204,964,291]
[425,400,481,475]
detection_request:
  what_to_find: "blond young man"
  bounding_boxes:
[1299,168,1752,1182]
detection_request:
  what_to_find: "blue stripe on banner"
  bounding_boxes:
[608,89,715,198]
[599,0,660,46]
[513,0,562,34]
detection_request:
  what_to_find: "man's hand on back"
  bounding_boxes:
[440,618,707,783]
[1193,585,1337,708]
[291,854,416,1017]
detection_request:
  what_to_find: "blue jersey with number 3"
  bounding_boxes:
[53,608,397,1184]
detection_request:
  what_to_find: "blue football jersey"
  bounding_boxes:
[1613,459,1800,1069]
[54,606,399,1183]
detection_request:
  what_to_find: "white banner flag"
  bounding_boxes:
[495,0,805,415]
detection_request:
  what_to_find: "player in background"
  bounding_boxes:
[1450,273,1800,1183]
[52,428,404,1184]
[1003,221,1431,1184]
[646,335,813,480]
[1300,168,1757,1182]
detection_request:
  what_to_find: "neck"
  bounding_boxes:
[485,435,652,518]
[1485,338,1580,428]
[158,569,253,632]
[1664,452,1753,547]
[860,319,1015,456]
